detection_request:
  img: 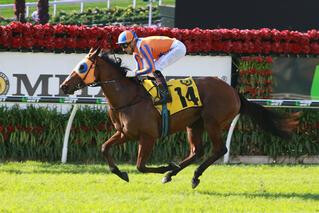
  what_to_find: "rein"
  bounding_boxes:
[87,58,122,87]
[87,60,144,111]
[109,93,142,111]
[88,79,118,87]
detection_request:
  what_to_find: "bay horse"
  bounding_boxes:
[60,47,299,189]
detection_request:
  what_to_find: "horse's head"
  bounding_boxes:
[60,47,102,94]
[60,47,128,95]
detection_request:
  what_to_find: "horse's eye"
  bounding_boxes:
[78,63,88,73]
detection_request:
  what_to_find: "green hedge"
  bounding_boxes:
[57,6,159,26]
[0,105,318,163]
[0,6,159,26]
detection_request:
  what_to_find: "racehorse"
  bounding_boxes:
[60,47,300,189]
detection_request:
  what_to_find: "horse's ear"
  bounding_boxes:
[89,47,101,59]
[89,47,95,54]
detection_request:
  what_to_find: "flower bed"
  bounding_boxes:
[0,106,318,162]
[1,22,319,55]
[237,56,273,98]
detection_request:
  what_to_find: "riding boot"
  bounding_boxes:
[153,70,172,105]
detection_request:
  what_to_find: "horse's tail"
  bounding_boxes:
[238,94,300,139]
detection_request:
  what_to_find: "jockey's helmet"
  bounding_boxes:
[117,30,138,45]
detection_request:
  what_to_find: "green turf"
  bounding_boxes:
[0,0,175,19]
[0,161,318,212]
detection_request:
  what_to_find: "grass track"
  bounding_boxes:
[0,161,318,212]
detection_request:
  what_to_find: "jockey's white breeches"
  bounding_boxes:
[155,40,186,71]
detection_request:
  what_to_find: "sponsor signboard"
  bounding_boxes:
[0,71,9,95]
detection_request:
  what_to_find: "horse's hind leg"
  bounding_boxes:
[192,120,227,189]
[162,119,204,183]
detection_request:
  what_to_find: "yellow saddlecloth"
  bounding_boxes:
[142,77,202,115]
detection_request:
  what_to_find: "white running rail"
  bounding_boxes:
[0,0,162,17]
[1,0,110,17]
[0,0,160,25]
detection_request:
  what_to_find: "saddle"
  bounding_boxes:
[141,77,202,114]
[141,77,203,138]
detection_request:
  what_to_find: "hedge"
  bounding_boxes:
[0,105,318,163]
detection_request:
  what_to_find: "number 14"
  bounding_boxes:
[174,87,199,108]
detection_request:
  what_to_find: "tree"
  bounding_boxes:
[37,0,49,24]
[14,0,26,22]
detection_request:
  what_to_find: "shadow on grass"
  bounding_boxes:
[0,162,161,175]
[198,190,319,201]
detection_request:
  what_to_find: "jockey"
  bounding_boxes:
[117,30,187,105]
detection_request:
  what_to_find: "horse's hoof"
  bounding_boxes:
[120,172,129,182]
[191,177,200,189]
[162,175,172,184]
[169,162,181,170]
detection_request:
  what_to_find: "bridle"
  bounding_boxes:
[83,55,123,87]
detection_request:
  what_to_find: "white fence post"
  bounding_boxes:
[223,114,241,163]
[148,0,152,26]
[132,0,136,9]
[80,2,84,12]
[26,6,29,17]
[53,0,57,17]
[61,105,78,164]
[0,0,122,17]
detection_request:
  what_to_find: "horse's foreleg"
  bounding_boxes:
[136,134,178,174]
[162,123,204,184]
[101,131,129,182]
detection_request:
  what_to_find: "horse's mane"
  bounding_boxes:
[100,52,131,77]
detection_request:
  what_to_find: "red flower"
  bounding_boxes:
[97,123,106,131]
[307,29,319,40]
[265,56,273,63]
[100,39,111,50]
[22,36,34,48]
[54,37,65,49]
[80,126,90,132]
[310,42,319,54]
[255,56,263,63]
[54,24,67,35]
[6,125,15,133]
[41,23,54,37]
[43,37,55,50]
[76,38,88,49]
[90,26,103,38]
[12,37,22,48]
[261,41,272,54]
[10,22,24,34]
[32,126,44,134]
[88,39,98,48]
[65,38,76,49]
[67,25,79,37]
[1,23,319,55]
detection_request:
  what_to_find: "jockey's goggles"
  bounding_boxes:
[119,42,131,49]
